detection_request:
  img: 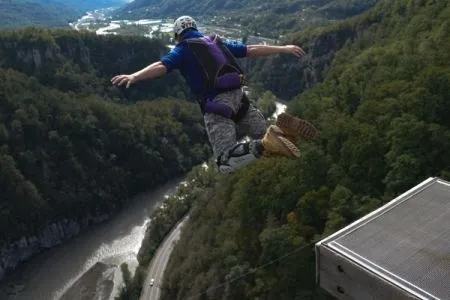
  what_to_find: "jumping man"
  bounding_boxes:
[111,16,317,173]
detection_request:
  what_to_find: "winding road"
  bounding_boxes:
[140,216,188,300]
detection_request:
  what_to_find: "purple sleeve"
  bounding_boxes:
[223,40,248,58]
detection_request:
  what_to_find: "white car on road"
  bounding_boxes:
[150,278,155,287]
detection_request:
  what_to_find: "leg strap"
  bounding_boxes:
[231,93,249,123]
[216,141,262,173]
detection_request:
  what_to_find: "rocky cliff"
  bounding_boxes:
[245,9,379,100]
[0,214,108,281]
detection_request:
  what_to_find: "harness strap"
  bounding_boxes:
[232,93,250,122]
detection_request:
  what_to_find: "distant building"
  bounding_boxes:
[315,177,450,300]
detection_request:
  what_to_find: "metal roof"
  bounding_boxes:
[316,177,450,300]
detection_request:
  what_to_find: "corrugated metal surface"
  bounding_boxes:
[326,178,450,300]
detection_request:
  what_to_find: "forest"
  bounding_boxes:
[0,29,211,243]
[0,0,78,28]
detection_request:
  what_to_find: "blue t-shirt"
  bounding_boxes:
[160,30,247,97]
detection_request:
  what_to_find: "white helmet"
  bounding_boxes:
[173,16,197,37]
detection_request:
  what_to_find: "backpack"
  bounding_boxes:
[183,34,249,121]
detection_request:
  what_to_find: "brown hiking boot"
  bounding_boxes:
[262,125,301,158]
[276,112,318,140]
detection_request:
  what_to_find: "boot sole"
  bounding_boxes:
[276,113,318,140]
[270,126,301,158]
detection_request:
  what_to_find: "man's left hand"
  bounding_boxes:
[283,45,306,57]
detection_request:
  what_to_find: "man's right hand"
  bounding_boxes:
[111,74,137,88]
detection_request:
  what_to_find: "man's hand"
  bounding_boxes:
[111,62,168,87]
[111,74,137,88]
[283,45,306,58]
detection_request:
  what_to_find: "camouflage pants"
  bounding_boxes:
[204,89,267,159]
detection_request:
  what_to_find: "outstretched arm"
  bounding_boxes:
[246,45,305,58]
[111,61,167,88]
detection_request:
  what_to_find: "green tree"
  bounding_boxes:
[257,91,277,118]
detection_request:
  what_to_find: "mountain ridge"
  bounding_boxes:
[0,0,77,28]
[0,0,129,28]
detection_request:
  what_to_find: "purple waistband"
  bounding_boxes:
[203,101,233,119]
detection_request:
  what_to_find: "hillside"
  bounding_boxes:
[0,28,189,101]
[157,0,450,299]
[53,0,128,12]
[0,0,129,29]
[120,0,375,17]
[0,28,210,280]
[0,0,77,28]
[115,0,378,38]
